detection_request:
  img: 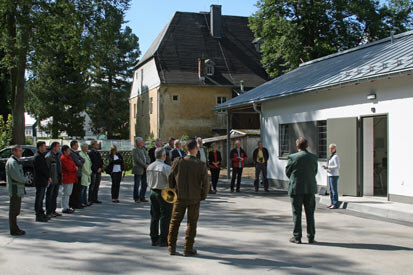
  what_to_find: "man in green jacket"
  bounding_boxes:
[285,137,318,244]
[6,145,27,236]
[132,137,150,203]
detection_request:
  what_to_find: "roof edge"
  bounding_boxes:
[214,68,413,110]
[300,30,413,68]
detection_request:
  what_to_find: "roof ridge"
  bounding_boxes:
[300,30,413,67]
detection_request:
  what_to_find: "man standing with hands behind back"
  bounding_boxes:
[285,137,318,244]
[167,139,209,257]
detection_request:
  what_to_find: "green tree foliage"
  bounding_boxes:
[87,3,140,139]
[0,114,12,148]
[26,1,90,138]
[249,0,413,78]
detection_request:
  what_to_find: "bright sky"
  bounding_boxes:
[124,0,258,57]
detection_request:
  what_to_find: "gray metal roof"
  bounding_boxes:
[215,30,413,110]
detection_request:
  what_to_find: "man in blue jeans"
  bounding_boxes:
[132,137,150,203]
[323,144,340,209]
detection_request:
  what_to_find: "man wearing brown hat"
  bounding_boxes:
[167,139,209,257]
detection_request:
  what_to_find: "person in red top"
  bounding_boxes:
[208,143,221,194]
[229,140,247,192]
[60,145,78,214]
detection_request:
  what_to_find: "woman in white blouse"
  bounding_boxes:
[323,144,340,209]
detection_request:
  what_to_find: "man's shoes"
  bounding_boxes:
[152,239,160,246]
[73,205,84,209]
[289,237,302,244]
[329,205,338,209]
[184,249,198,257]
[62,208,75,214]
[11,230,26,236]
[168,248,176,255]
[209,190,216,194]
[46,213,53,219]
[264,189,269,192]
[112,199,120,203]
[308,239,316,244]
[140,199,149,202]
[93,200,102,204]
[81,203,88,207]
[327,205,332,208]
[36,215,48,222]
[53,212,62,217]
[87,202,93,206]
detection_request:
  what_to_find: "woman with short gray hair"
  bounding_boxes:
[323,144,340,209]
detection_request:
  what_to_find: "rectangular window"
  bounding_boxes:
[141,100,144,116]
[140,69,144,89]
[149,97,153,115]
[317,120,327,159]
[217,96,227,113]
[133,103,137,118]
[278,120,327,158]
[279,124,290,157]
[172,95,179,102]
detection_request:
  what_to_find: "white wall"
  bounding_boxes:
[130,58,161,99]
[261,74,413,197]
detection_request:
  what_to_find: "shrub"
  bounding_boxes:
[0,114,12,149]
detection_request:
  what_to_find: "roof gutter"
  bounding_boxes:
[214,68,413,111]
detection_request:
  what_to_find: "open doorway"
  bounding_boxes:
[362,115,388,197]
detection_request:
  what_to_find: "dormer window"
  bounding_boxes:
[252,37,263,53]
[205,59,215,76]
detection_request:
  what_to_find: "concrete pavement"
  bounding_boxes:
[1,175,413,275]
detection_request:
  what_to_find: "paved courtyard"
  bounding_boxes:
[1,175,413,275]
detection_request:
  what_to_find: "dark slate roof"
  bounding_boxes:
[137,11,269,87]
[215,30,413,110]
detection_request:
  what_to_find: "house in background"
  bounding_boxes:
[129,5,268,144]
[24,113,36,138]
[216,31,413,204]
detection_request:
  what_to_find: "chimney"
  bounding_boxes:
[198,58,206,81]
[210,5,222,38]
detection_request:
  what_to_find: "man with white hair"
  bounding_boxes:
[323,144,340,209]
[149,138,163,163]
[196,137,207,165]
[132,137,150,203]
[147,148,172,247]
[170,139,186,163]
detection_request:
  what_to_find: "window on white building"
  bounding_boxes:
[141,100,144,116]
[279,120,327,159]
[149,97,153,114]
[134,103,137,118]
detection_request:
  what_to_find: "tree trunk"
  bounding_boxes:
[9,2,32,145]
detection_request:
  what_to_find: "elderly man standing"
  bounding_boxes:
[163,137,175,165]
[196,137,207,164]
[167,139,209,257]
[6,145,27,236]
[285,137,318,244]
[132,137,150,203]
[147,148,172,247]
[170,139,185,163]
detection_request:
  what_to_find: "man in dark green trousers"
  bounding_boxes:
[285,137,318,244]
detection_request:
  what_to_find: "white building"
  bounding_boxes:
[216,31,413,204]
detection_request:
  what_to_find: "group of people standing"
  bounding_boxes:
[5,140,103,235]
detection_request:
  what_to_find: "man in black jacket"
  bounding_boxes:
[69,140,85,209]
[88,140,103,204]
[253,141,270,192]
[148,138,163,163]
[34,141,51,222]
[170,139,186,163]
[45,142,62,218]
